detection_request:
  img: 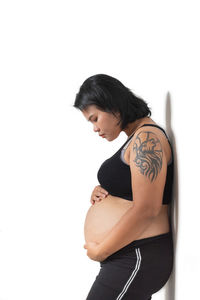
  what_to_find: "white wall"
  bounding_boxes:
[0,0,199,299]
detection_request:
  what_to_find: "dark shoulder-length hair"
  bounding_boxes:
[73,74,152,130]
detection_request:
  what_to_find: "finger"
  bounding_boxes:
[95,185,101,192]
[94,196,102,202]
[96,191,105,198]
[100,188,109,195]
[90,198,96,204]
[96,198,102,202]
[90,199,95,205]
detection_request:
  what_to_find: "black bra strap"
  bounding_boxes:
[121,123,171,149]
[139,124,169,140]
[139,124,173,153]
[120,124,173,165]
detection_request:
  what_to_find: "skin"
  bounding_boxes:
[82,104,155,141]
[82,105,172,262]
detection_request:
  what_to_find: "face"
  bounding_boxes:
[82,105,122,141]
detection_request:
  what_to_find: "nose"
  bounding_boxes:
[93,124,100,132]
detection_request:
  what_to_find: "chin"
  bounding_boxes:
[107,135,117,142]
[105,131,120,142]
[105,136,111,141]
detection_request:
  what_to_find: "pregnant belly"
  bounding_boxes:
[84,194,133,243]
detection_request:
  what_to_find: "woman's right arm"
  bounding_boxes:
[90,185,109,205]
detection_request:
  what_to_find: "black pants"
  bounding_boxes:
[86,231,174,300]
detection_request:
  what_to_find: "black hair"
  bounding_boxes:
[73,74,152,130]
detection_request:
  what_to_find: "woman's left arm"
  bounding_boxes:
[93,129,168,260]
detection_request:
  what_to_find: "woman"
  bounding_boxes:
[73,74,174,300]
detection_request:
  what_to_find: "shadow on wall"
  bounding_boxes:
[164,92,179,300]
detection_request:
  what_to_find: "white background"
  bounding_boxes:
[0,0,200,299]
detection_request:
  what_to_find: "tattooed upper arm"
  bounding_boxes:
[129,129,167,215]
[132,131,163,182]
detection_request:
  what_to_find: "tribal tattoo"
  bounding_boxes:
[132,131,163,182]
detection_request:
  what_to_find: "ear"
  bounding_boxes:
[114,111,121,124]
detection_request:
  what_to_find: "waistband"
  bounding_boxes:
[105,231,173,260]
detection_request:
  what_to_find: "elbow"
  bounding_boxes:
[133,203,161,219]
[147,205,161,218]
[149,208,160,218]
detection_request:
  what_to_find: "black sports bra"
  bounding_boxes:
[97,124,174,204]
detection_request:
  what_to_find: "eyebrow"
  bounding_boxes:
[87,114,94,121]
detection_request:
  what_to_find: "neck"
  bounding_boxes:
[123,117,153,138]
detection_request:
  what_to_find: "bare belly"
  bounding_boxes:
[84,194,170,244]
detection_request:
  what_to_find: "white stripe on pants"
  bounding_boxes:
[116,248,142,300]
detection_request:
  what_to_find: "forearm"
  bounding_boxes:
[98,205,156,258]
